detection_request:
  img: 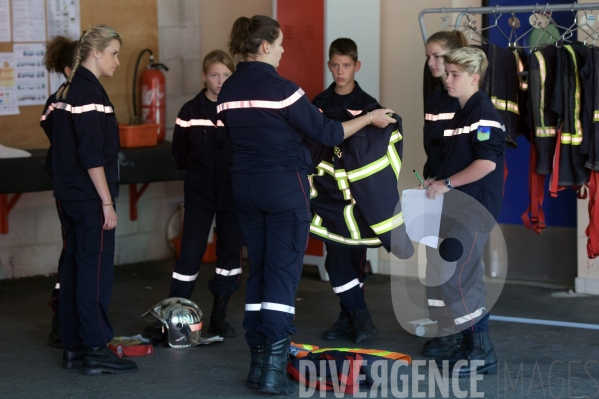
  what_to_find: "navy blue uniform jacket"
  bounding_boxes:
[216,62,344,175]
[40,86,63,177]
[423,84,460,179]
[172,89,235,210]
[50,66,119,201]
[437,90,507,219]
[312,81,378,112]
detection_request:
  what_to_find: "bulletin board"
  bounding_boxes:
[0,0,158,150]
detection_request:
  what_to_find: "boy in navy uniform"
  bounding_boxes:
[312,38,380,343]
[424,47,506,377]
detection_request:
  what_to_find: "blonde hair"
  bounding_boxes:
[57,25,123,99]
[442,47,488,87]
[202,50,235,88]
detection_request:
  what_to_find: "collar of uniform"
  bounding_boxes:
[235,61,277,75]
[75,66,105,92]
[460,89,485,114]
[196,88,216,106]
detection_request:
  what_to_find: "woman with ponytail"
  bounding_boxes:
[41,35,77,349]
[217,15,395,394]
[49,25,136,375]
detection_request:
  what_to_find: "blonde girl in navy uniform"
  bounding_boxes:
[218,15,396,394]
[51,25,136,375]
[169,50,244,337]
[41,35,77,348]
[425,47,506,377]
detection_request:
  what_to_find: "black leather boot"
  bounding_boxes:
[322,311,354,340]
[350,308,378,344]
[435,331,497,377]
[82,346,138,375]
[209,294,236,337]
[246,345,265,389]
[48,313,62,348]
[62,347,85,369]
[259,337,294,395]
[422,328,461,357]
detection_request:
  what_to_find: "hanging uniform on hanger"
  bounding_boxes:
[513,47,530,141]
[170,89,244,303]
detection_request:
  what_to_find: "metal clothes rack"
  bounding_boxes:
[419,3,599,45]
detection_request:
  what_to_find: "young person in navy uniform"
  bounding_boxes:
[51,25,136,375]
[311,38,380,344]
[421,30,467,358]
[41,35,78,348]
[169,50,244,337]
[424,47,505,377]
[218,15,396,394]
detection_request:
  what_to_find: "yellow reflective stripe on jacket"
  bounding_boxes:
[334,169,352,200]
[308,175,317,199]
[309,219,382,246]
[317,160,334,176]
[344,202,360,239]
[535,126,557,137]
[491,96,520,115]
[370,212,404,235]
[594,110,599,123]
[564,45,583,145]
[347,157,389,182]
[312,213,323,227]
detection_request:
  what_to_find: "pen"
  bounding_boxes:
[413,169,427,189]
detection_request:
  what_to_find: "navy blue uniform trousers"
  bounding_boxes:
[58,199,115,348]
[233,171,311,347]
[169,206,244,299]
[324,244,367,312]
[49,198,65,314]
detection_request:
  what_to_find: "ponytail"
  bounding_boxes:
[228,15,280,60]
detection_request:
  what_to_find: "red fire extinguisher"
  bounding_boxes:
[133,50,169,141]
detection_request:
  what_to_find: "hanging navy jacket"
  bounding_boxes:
[423,84,460,179]
[309,106,414,259]
[172,89,235,210]
[217,62,344,175]
[50,66,119,201]
[437,90,507,219]
[580,47,599,171]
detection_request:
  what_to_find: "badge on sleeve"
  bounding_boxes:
[477,126,491,141]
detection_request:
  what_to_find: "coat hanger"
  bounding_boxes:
[479,6,511,44]
[463,9,489,45]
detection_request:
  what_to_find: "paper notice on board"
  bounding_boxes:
[14,43,48,105]
[0,0,11,42]
[12,0,46,42]
[46,0,80,40]
[0,52,19,115]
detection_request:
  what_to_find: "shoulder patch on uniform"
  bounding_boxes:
[477,126,491,141]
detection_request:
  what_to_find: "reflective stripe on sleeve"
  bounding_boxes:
[172,272,199,282]
[425,112,455,121]
[310,220,382,246]
[54,102,114,114]
[217,88,305,113]
[454,307,485,325]
[444,120,505,136]
[176,118,223,128]
[55,283,60,289]
[333,278,360,294]
[215,268,242,276]
[261,302,295,314]
[370,212,404,235]
[245,303,261,311]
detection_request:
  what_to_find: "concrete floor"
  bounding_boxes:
[1,258,598,399]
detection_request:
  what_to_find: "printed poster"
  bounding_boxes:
[46,0,81,40]
[0,52,19,115]
[14,43,47,105]
[12,0,46,42]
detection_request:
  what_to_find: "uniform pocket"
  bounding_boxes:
[293,209,312,252]
[84,212,104,253]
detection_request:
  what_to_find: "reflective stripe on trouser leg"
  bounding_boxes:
[169,208,215,299]
[207,208,244,297]
[435,227,489,333]
[49,198,66,314]
[325,244,367,313]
